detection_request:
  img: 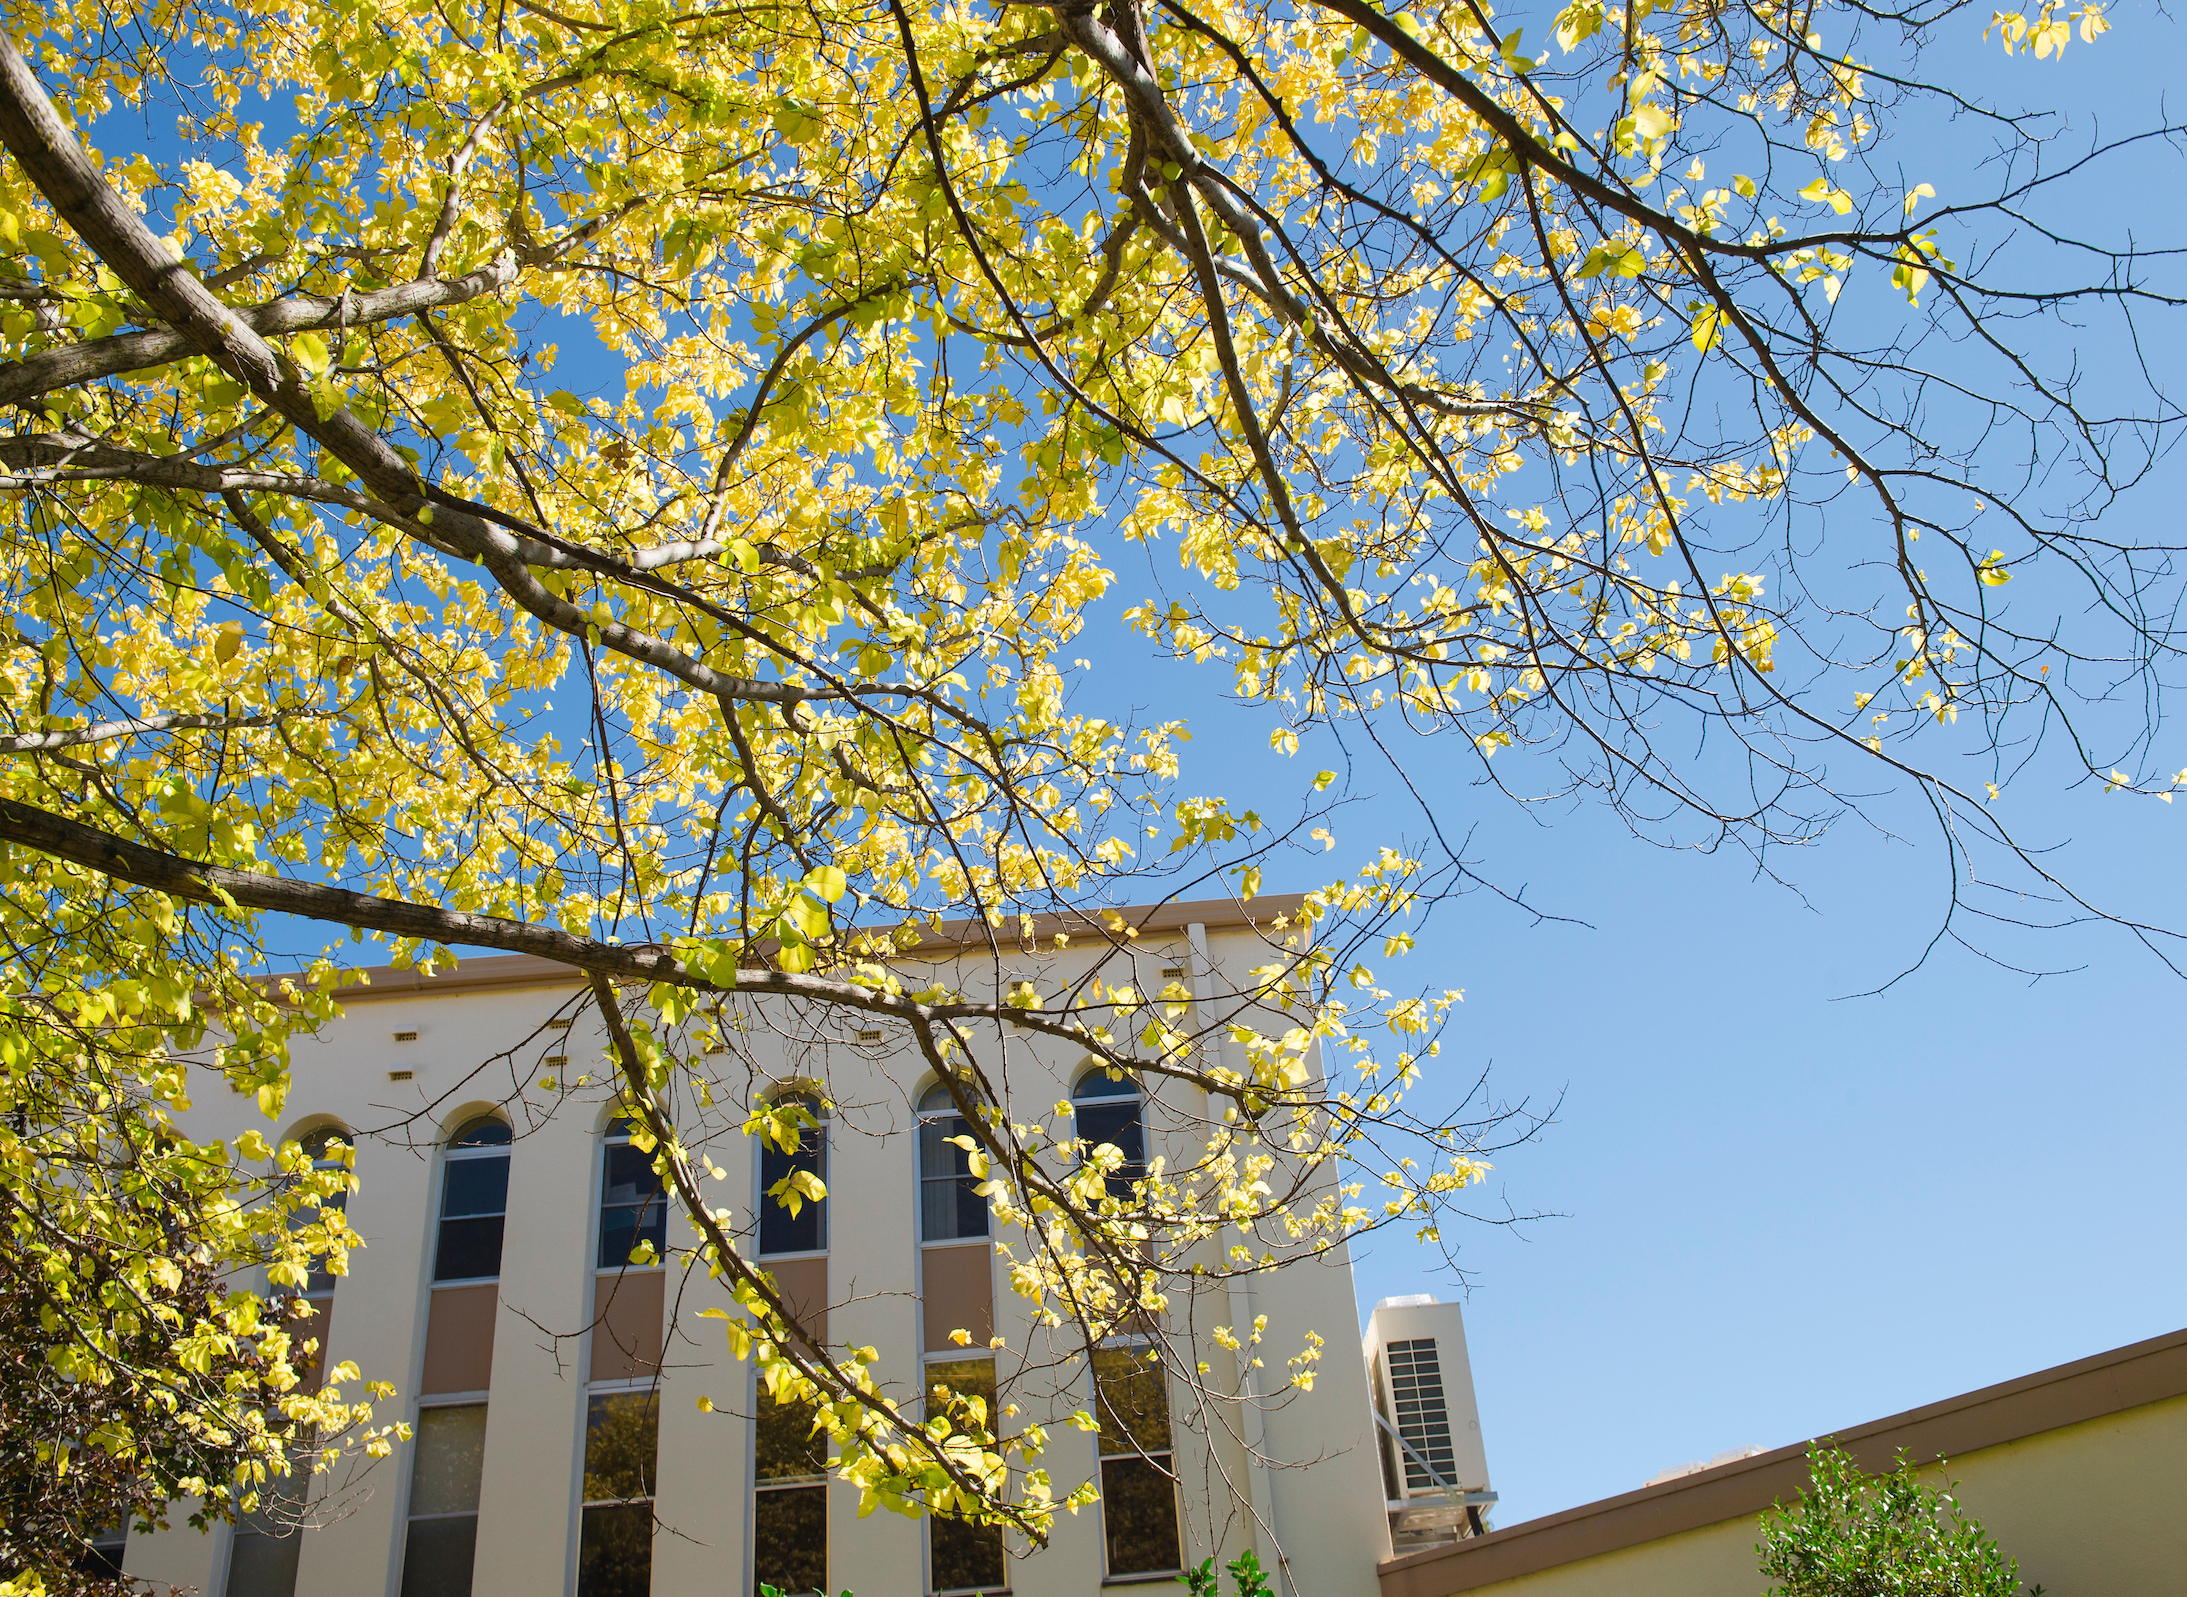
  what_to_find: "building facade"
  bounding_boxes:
[115,900,1493,1597]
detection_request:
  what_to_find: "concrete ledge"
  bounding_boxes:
[317,894,1310,1000]
[1378,1324,2187,1597]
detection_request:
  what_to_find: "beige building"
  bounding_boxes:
[116,898,1497,1597]
[1378,1324,2187,1597]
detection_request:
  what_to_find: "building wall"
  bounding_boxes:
[124,913,1391,1597]
[1380,1339,2187,1597]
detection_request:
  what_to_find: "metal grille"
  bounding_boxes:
[1386,1338,1458,1491]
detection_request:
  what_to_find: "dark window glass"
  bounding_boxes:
[918,1085,988,1243]
[756,1397,828,1482]
[435,1131,510,1283]
[580,1391,657,1597]
[598,1137,668,1268]
[401,1404,485,1597]
[1072,1075,1144,1198]
[441,1158,510,1217]
[1093,1347,1179,1577]
[397,1515,478,1597]
[225,1472,305,1597]
[224,1530,301,1597]
[299,1129,352,1294]
[752,1484,826,1597]
[432,1216,506,1283]
[925,1358,1004,1592]
[450,1117,513,1148]
[1092,1349,1173,1455]
[577,1503,652,1597]
[76,1532,126,1578]
[757,1104,826,1257]
[583,1392,660,1503]
[929,1513,1004,1594]
[1097,1457,1182,1576]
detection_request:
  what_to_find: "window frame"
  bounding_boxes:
[296,1125,352,1300]
[755,1091,829,1259]
[1070,1070,1148,1200]
[595,1120,670,1273]
[576,1379,661,1597]
[921,1350,1009,1597]
[751,1379,830,1597]
[432,1117,512,1286]
[1089,1341,1184,1584]
[397,1392,489,1597]
[916,1081,990,1245]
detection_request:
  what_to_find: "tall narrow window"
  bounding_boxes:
[299,1127,352,1296]
[78,1525,128,1579]
[1071,1072,1145,1199]
[752,1394,828,1596]
[221,1476,303,1597]
[924,1358,1005,1595]
[398,1403,487,1597]
[226,1127,353,1597]
[291,1127,350,1393]
[599,1122,668,1268]
[1092,1346,1181,1578]
[758,1093,827,1257]
[918,1083,988,1243]
[434,1118,511,1282]
[578,1389,657,1597]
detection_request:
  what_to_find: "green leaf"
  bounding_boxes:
[782,892,829,940]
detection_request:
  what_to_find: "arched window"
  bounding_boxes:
[434,1117,512,1282]
[1072,1071,1145,1198]
[298,1127,351,1296]
[598,1121,668,1269]
[917,1082,988,1243]
[757,1092,827,1257]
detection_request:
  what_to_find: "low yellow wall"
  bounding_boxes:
[1458,1391,2187,1597]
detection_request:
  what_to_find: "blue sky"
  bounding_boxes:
[1063,6,2187,1528]
[1094,587,2187,1524]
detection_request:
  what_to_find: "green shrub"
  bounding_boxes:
[1757,1442,2043,1597]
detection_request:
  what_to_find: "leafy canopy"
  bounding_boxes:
[0,0,2179,1572]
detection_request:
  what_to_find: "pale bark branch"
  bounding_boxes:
[0,258,522,410]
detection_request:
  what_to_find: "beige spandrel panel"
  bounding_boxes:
[469,1077,601,1597]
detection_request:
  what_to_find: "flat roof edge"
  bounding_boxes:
[314,895,1310,1002]
[1378,1323,2187,1597]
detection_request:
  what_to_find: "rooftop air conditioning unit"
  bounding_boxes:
[1363,1294,1497,1556]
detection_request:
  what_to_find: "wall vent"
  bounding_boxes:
[1386,1338,1459,1491]
[546,1018,573,1031]
[393,1030,419,1042]
[856,1029,883,1043]
[544,1054,569,1068]
[388,1069,414,1082]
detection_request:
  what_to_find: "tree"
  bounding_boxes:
[0,0,2179,1574]
[1758,1443,2040,1597]
[0,953,397,1597]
